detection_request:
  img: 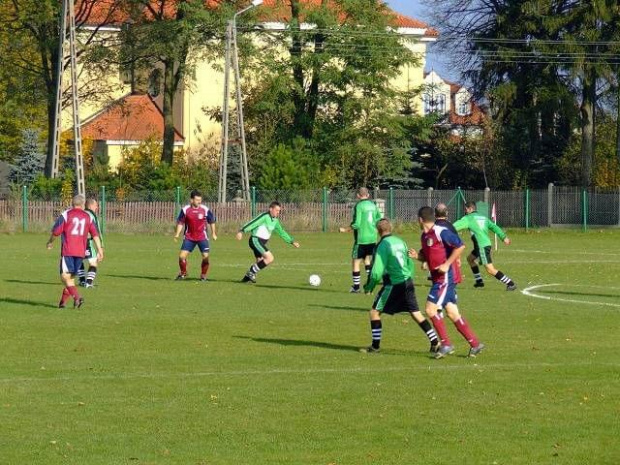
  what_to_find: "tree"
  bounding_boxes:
[9,129,45,185]
[3,0,126,177]
[120,0,235,164]
[243,0,425,188]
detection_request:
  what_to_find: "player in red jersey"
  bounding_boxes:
[46,194,104,308]
[410,206,485,359]
[174,190,217,281]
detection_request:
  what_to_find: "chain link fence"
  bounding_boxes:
[1,184,619,233]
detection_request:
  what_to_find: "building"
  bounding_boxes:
[72,0,439,170]
[422,70,486,138]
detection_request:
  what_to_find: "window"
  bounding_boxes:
[423,93,447,115]
[148,69,162,97]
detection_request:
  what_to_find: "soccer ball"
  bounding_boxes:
[309,274,321,287]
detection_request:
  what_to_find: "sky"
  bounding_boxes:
[384,0,457,81]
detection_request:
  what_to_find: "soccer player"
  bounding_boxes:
[339,187,382,293]
[412,206,484,358]
[46,194,104,308]
[78,198,103,288]
[362,218,439,354]
[453,201,517,290]
[236,201,300,283]
[174,189,217,281]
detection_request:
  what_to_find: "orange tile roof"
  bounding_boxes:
[81,94,184,143]
[81,0,437,36]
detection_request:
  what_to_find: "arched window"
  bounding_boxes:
[148,69,162,97]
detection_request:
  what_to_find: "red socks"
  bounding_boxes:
[455,317,480,348]
[431,314,451,346]
[201,258,210,277]
[179,258,187,275]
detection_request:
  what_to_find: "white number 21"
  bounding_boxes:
[71,218,86,236]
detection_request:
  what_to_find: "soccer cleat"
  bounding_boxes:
[58,302,66,309]
[349,286,361,293]
[74,297,84,309]
[429,343,441,354]
[506,283,517,291]
[360,346,380,353]
[468,342,486,357]
[175,274,186,281]
[434,344,454,359]
[78,281,86,287]
[200,276,208,282]
[84,283,94,288]
[241,272,256,283]
[474,281,485,288]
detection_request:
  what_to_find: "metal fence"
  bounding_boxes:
[1,184,619,233]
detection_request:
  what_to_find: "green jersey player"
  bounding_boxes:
[236,201,300,283]
[453,201,516,290]
[78,198,103,288]
[361,219,439,354]
[339,187,382,293]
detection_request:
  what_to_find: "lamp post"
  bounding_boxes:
[218,0,262,203]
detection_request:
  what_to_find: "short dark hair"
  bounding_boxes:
[190,189,202,199]
[465,201,477,210]
[418,206,435,222]
[435,203,448,218]
[269,201,281,209]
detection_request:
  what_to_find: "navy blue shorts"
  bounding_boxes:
[181,239,210,254]
[60,256,83,275]
[427,282,458,306]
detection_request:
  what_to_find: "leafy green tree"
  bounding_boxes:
[120,0,235,164]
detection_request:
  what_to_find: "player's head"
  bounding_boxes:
[72,194,86,208]
[464,201,477,213]
[376,218,392,236]
[86,198,98,212]
[356,187,369,199]
[190,189,202,207]
[269,201,282,217]
[417,206,435,228]
[435,203,448,219]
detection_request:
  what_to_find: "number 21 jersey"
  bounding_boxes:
[52,208,99,257]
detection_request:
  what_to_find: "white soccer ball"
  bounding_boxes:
[309,274,321,287]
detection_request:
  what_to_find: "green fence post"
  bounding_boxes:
[175,186,181,220]
[251,186,256,217]
[100,185,106,235]
[388,187,394,220]
[22,185,28,233]
[525,189,530,231]
[456,187,463,219]
[582,189,588,232]
[322,187,328,232]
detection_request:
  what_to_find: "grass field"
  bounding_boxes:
[1,229,620,464]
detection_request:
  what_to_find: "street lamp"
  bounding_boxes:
[218,0,263,203]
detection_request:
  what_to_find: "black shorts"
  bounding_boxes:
[372,279,419,315]
[472,245,492,265]
[249,236,269,258]
[352,243,375,260]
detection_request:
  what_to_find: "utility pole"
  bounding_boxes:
[51,0,86,196]
[218,0,262,204]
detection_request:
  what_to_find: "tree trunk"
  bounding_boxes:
[580,67,596,187]
[161,59,176,165]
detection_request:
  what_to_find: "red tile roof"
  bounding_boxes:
[81,94,184,143]
[81,0,437,36]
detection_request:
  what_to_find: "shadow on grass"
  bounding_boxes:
[0,297,58,309]
[308,304,366,312]
[540,289,620,299]
[4,279,57,286]
[253,283,342,293]
[235,336,361,353]
[106,273,171,281]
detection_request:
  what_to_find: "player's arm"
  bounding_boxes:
[436,230,465,273]
[452,216,468,232]
[46,216,64,249]
[275,221,299,248]
[174,210,185,241]
[350,203,361,230]
[364,247,385,293]
[207,210,217,240]
[487,218,508,242]
[93,235,104,261]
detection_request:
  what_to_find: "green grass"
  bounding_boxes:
[1,230,620,464]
